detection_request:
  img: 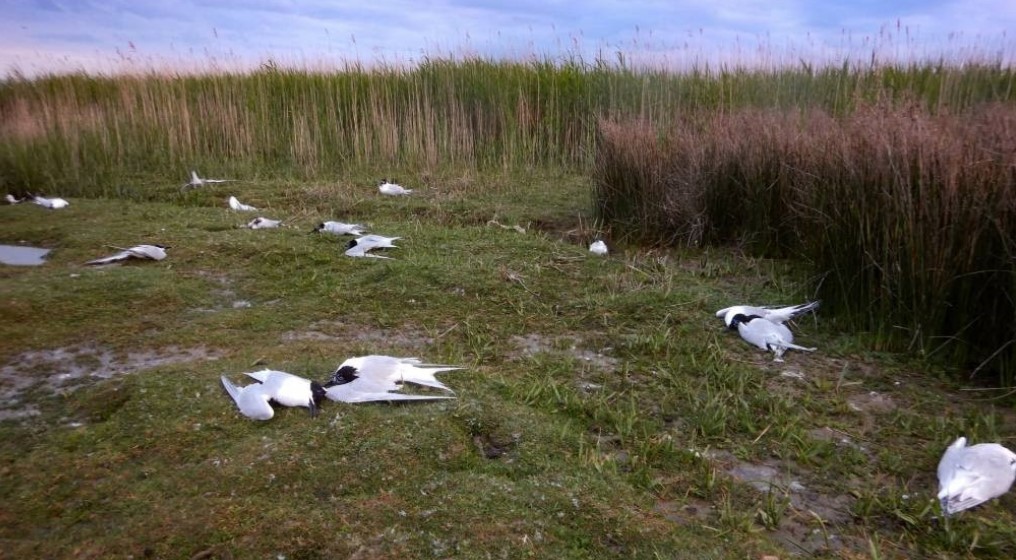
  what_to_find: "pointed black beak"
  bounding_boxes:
[325,365,359,387]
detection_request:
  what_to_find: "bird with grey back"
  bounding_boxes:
[728,313,816,362]
[323,355,459,403]
[30,194,70,209]
[85,244,169,265]
[937,436,1016,515]
[183,170,232,190]
[715,301,820,329]
[378,179,413,196]
[228,196,257,212]
[345,234,400,258]
[312,221,366,236]
[247,217,282,229]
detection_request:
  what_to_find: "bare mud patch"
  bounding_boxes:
[654,498,714,526]
[509,333,619,373]
[281,320,435,349]
[0,344,222,420]
[706,450,864,556]
[847,391,897,414]
[186,270,253,312]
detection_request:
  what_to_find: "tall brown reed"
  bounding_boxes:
[593,102,1016,384]
[1,59,1012,198]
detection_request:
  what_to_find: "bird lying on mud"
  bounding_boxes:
[220,356,460,419]
[228,196,257,212]
[715,301,820,329]
[85,244,169,265]
[247,217,282,229]
[312,221,366,236]
[30,194,70,209]
[728,313,817,362]
[221,369,327,420]
[937,436,1016,516]
[322,355,459,403]
[345,234,400,258]
[183,170,232,190]
[378,179,413,196]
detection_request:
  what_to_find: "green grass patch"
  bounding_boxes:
[2,170,1014,558]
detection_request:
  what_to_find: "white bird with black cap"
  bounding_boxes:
[728,313,816,362]
[345,234,400,258]
[715,301,820,329]
[323,355,459,403]
[312,221,366,236]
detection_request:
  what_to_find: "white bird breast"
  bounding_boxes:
[248,217,281,229]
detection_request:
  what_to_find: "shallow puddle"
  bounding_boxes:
[0,244,50,266]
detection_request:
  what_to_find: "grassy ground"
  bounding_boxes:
[2,170,1015,558]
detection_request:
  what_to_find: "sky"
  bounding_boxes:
[2,0,1014,76]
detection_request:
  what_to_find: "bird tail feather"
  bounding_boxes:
[220,376,243,405]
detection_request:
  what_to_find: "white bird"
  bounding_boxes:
[228,196,257,212]
[323,355,459,403]
[378,179,413,196]
[244,369,327,414]
[589,240,608,256]
[937,436,1016,515]
[728,313,816,362]
[5,194,24,204]
[716,301,820,329]
[183,170,232,190]
[312,221,366,236]
[220,376,274,420]
[30,194,70,209]
[221,369,327,420]
[247,217,281,229]
[85,244,169,265]
[345,234,400,258]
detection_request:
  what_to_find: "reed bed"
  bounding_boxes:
[594,101,1016,385]
[1,58,1013,196]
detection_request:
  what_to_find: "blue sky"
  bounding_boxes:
[3,0,1014,76]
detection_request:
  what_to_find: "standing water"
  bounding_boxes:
[0,244,51,266]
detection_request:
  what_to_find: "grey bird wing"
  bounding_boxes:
[220,375,244,405]
[326,389,456,403]
[85,250,131,265]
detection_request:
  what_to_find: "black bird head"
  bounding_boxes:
[323,365,359,388]
[308,381,327,417]
[345,238,359,250]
